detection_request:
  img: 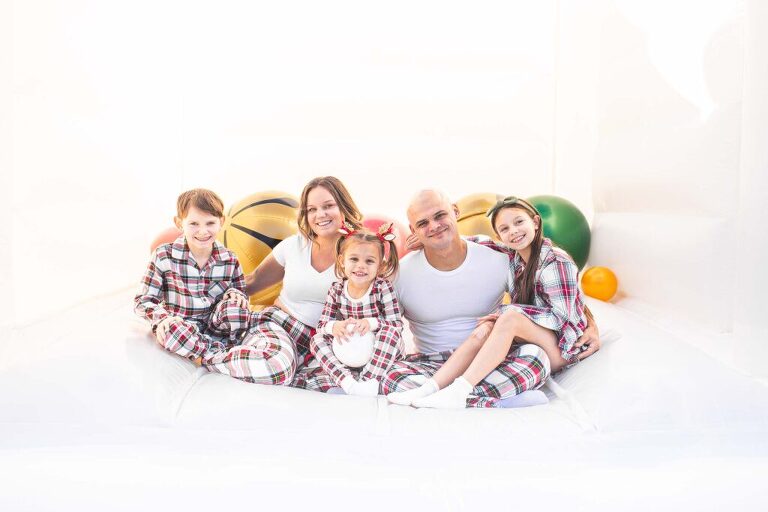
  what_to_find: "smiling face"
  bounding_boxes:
[305,186,344,240]
[175,206,223,253]
[407,190,461,253]
[493,206,540,254]
[340,241,381,289]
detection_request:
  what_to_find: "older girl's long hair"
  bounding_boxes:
[334,227,400,281]
[298,176,363,242]
[488,197,543,305]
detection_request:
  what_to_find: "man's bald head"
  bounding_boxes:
[406,189,454,225]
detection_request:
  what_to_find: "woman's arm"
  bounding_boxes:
[244,254,285,296]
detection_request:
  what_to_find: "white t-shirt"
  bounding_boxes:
[394,241,509,354]
[271,234,337,327]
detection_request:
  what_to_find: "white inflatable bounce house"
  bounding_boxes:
[3,1,768,509]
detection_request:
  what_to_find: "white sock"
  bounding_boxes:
[412,376,473,409]
[386,378,439,406]
[339,376,357,395]
[348,378,380,397]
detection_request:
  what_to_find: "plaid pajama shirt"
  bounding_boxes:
[472,236,588,366]
[293,277,404,392]
[134,237,249,359]
[382,343,550,408]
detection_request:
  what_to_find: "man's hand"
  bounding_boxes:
[476,313,500,325]
[575,323,601,360]
[155,316,183,345]
[470,320,495,341]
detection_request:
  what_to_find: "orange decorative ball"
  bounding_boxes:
[581,267,618,301]
[150,226,182,253]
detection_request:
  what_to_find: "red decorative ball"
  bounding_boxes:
[361,214,410,258]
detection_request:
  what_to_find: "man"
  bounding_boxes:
[384,190,600,408]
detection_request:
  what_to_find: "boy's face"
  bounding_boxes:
[175,206,223,253]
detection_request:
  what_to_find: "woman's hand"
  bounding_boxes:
[155,316,183,344]
[406,233,423,251]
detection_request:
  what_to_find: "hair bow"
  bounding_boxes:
[377,222,396,242]
[338,222,357,237]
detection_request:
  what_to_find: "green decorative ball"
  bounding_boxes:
[527,195,590,269]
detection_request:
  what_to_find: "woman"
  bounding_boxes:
[207,176,363,385]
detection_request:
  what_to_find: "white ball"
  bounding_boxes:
[332,331,375,368]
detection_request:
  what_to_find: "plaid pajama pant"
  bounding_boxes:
[162,295,252,358]
[293,325,404,392]
[200,305,315,385]
[382,343,551,408]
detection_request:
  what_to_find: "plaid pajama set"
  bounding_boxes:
[293,277,404,392]
[134,237,251,362]
[477,237,588,366]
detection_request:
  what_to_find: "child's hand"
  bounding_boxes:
[349,318,371,336]
[332,320,351,342]
[224,289,249,309]
[406,233,423,251]
[155,316,183,344]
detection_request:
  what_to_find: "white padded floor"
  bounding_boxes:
[1,289,767,510]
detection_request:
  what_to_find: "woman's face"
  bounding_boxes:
[305,186,343,239]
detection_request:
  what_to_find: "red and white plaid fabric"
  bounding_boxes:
[382,343,550,408]
[134,236,246,331]
[295,277,404,391]
[203,305,316,385]
[470,237,588,365]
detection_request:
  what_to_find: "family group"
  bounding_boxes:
[134,176,600,409]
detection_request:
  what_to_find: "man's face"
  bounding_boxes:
[407,192,461,252]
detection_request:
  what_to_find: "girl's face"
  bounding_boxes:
[494,207,539,251]
[305,186,343,239]
[341,241,381,288]
[175,206,223,253]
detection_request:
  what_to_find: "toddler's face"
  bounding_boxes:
[494,207,538,251]
[342,242,381,289]
[176,206,223,253]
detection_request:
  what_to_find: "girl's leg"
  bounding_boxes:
[413,311,555,408]
[382,353,448,395]
[463,310,558,385]
[308,332,355,388]
[358,325,405,382]
[293,364,341,392]
[468,343,550,408]
[386,323,491,405]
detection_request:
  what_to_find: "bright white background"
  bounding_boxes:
[3,0,767,374]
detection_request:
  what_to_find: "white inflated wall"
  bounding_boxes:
[4,0,767,376]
